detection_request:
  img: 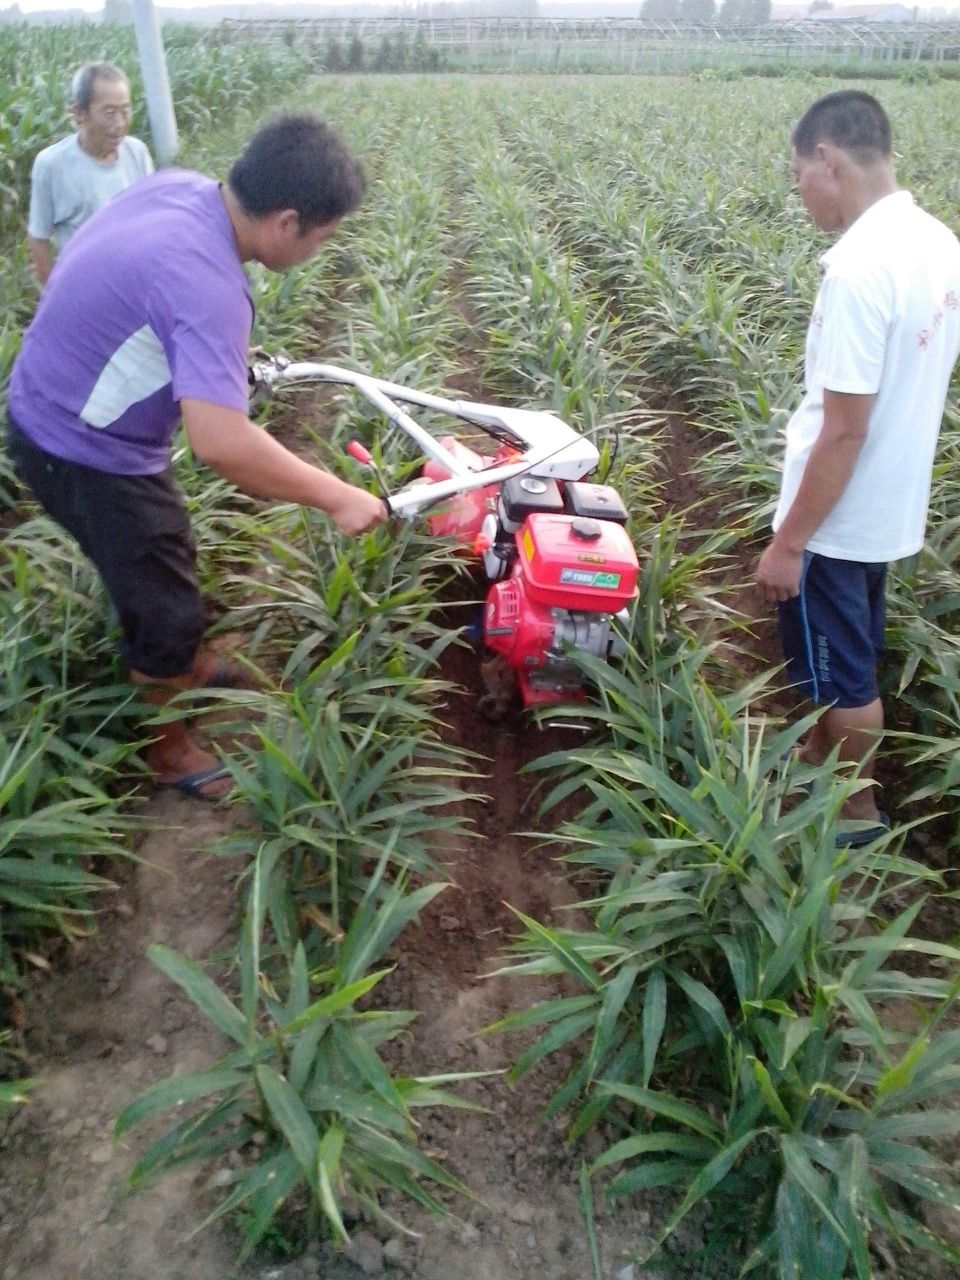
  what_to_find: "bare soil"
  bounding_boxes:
[0,792,255,1280]
[0,638,678,1280]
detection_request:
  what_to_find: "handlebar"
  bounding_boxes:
[249,353,600,522]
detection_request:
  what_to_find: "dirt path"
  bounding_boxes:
[300,643,676,1280]
[0,791,257,1280]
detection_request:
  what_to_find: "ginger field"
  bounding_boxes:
[2,52,960,1280]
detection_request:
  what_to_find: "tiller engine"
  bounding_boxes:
[249,355,639,716]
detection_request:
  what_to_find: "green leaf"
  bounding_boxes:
[591,1131,713,1174]
[125,1097,247,1189]
[884,1206,960,1267]
[351,1123,471,1199]
[317,1122,347,1240]
[588,961,639,1082]
[579,1163,602,1280]
[0,1078,36,1112]
[330,1021,408,1115]
[748,1056,792,1129]
[507,910,603,992]
[606,1159,698,1198]
[834,1135,873,1280]
[304,1084,412,1136]
[875,1034,930,1102]
[671,968,731,1039]
[510,1010,597,1079]
[598,1083,721,1143]
[717,933,751,1006]
[642,969,667,1087]
[0,858,107,886]
[283,970,390,1035]
[255,1064,320,1189]
[650,1129,761,1251]
[780,1017,815,1071]
[483,993,599,1036]
[115,1066,248,1136]
[238,1151,303,1260]
[148,944,248,1047]
[870,1110,960,1141]
[760,878,830,999]
[780,1135,848,1245]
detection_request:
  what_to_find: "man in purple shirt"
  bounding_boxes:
[7,114,385,800]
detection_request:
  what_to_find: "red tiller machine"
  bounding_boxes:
[250,355,639,717]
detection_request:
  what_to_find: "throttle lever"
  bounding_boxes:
[346,440,393,517]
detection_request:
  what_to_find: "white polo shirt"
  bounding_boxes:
[773,190,960,562]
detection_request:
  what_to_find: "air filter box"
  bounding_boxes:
[500,474,565,526]
[563,482,629,525]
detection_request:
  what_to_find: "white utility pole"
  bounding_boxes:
[130,0,179,165]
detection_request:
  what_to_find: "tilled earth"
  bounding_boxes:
[2,422,955,1280]
[0,644,713,1280]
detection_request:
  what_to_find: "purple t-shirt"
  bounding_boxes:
[9,170,253,475]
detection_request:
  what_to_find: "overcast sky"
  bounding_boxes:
[10,0,913,13]
[16,0,358,11]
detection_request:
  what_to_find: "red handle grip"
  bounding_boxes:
[346,440,372,466]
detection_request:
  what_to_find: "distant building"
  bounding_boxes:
[812,3,916,18]
[771,2,917,16]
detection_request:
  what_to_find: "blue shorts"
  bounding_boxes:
[777,552,887,709]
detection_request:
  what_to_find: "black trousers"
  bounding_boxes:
[6,418,205,678]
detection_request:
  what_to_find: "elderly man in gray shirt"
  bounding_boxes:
[27,61,154,284]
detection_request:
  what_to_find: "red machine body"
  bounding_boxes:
[422,437,518,542]
[514,514,638,612]
[252,352,636,713]
[415,438,639,712]
[483,512,639,708]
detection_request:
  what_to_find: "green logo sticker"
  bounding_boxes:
[560,568,622,589]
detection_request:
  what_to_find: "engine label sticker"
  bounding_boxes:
[560,568,622,588]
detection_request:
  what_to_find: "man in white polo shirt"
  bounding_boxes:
[756,90,960,844]
[27,61,153,284]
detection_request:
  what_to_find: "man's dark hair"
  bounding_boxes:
[228,114,365,228]
[791,91,892,165]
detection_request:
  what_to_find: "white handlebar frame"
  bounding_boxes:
[250,357,600,519]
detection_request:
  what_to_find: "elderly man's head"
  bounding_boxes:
[71,62,132,160]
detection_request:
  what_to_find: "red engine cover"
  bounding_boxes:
[484,513,639,708]
[517,513,638,612]
[484,575,554,668]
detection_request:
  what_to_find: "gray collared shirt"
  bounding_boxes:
[28,132,154,248]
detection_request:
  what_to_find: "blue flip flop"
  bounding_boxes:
[157,765,231,801]
[835,812,890,849]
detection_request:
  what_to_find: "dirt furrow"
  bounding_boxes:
[0,792,254,1280]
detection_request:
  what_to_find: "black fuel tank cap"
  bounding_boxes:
[571,517,603,540]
